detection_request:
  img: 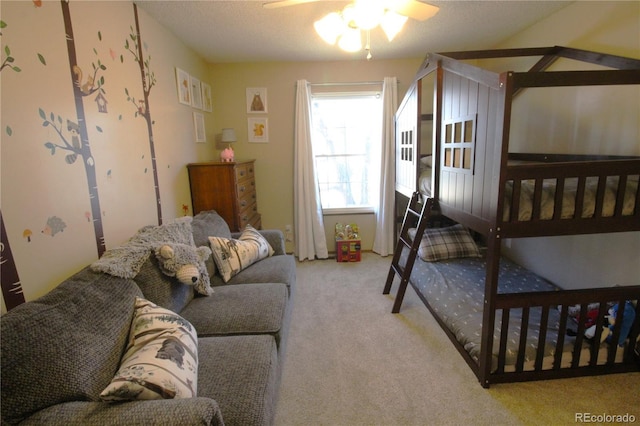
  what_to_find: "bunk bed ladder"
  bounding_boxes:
[383,192,434,313]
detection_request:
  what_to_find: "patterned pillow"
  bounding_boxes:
[409,224,480,262]
[100,298,198,401]
[208,225,274,282]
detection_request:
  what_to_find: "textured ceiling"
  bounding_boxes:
[136,0,571,63]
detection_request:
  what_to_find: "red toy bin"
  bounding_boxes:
[336,239,361,262]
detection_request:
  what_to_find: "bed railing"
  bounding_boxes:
[499,155,640,237]
[488,285,640,385]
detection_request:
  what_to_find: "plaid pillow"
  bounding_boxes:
[408,224,480,262]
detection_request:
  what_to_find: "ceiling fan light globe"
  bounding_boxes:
[314,12,344,45]
[338,27,362,52]
[351,0,385,30]
[381,10,408,41]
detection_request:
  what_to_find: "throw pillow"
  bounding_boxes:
[208,225,274,282]
[408,224,481,262]
[191,210,234,278]
[100,297,198,401]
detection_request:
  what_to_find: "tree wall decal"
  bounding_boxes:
[1,20,25,309]
[124,3,162,225]
[50,0,106,257]
[0,211,26,311]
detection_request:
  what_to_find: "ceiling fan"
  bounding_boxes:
[263,0,439,22]
[263,0,439,59]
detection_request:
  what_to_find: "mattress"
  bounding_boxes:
[416,170,638,222]
[504,176,638,221]
[402,252,629,371]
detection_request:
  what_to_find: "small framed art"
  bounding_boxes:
[193,112,206,143]
[176,68,191,105]
[246,87,267,113]
[248,117,268,143]
[190,76,203,110]
[201,82,213,112]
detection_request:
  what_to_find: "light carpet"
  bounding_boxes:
[274,253,640,426]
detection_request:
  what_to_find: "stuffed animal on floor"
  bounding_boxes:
[154,243,213,296]
[602,301,636,347]
[566,301,636,347]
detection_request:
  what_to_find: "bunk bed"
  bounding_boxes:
[384,46,640,387]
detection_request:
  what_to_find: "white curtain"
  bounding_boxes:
[372,76,398,256]
[293,79,328,261]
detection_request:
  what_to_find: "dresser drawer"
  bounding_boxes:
[238,189,257,211]
[236,179,256,198]
[238,211,260,230]
[235,162,254,183]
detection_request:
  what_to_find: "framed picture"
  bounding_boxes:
[175,68,191,105]
[246,87,267,113]
[201,82,213,112]
[190,76,203,109]
[248,117,268,143]
[193,112,206,143]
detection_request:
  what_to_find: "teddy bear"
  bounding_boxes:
[154,242,213,296]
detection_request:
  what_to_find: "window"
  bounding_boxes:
[310,92,383,212]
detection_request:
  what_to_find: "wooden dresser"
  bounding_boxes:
[187,160,261,231]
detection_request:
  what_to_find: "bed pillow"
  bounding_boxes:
[420,155,433,169]
[409,224,481,262]
[208,225,274,282]
[100,297,198,401]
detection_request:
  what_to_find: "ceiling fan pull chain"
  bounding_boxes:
[366,30,372,60]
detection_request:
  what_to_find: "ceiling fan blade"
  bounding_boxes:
[386,0,439,21]
[262,0,321,9]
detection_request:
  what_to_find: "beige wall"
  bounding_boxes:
[1,1,213,309]
[494,1,640,288]
[208,59,422,253]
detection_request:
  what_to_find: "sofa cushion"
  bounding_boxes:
[197,335,279,426]
[101,298,198,401]
[134,254,195,313]
[0,268,142,423]
[211,254,296,295]
[180,283,288,346]
[192,210,232,277]
[22,398,224,425]
[208,225,274,282]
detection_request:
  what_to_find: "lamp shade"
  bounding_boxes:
[221,128,236,143]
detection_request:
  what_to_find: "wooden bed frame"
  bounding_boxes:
[388,46,640,387]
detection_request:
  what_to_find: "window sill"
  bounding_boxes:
[322,207,375,215]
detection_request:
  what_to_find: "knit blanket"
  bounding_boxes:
[91,217,195,279]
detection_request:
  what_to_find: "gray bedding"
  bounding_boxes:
[403,252,564,369]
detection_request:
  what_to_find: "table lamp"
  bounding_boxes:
[220,128,236,162]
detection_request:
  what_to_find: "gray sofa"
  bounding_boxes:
[1,210,295,426]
